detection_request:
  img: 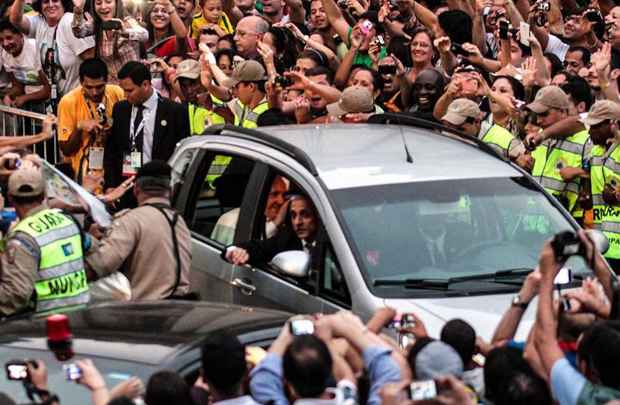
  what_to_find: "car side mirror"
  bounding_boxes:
[270,251,310,277]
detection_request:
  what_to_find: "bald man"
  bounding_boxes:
[233,16,269,59]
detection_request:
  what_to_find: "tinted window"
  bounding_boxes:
[332,177,586,297]
[190,153,255,244]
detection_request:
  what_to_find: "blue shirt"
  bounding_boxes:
[551,358,586,405]
[249,346,401,405]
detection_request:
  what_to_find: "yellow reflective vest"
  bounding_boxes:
[591,142,620,259]
[480,124,517,159]
[531,130,590,214]
[10,208,89,313]
[230,99,269,129]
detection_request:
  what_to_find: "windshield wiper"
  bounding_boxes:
[373,268,534,289]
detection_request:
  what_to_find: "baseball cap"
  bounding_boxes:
[441,98,480,126]
[581,100,620,127]
[227,60,266,87]
[327,86,375,117]
[415,341,464,380]
[527,85,570,113]
[8,167,45,197]
[175,59,201,81]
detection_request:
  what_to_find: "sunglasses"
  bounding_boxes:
[537,110,550,117]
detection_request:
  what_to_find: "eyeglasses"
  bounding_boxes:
[537,110,550,117]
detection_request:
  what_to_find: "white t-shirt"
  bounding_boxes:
[27,12,95,96]
[545,34,570,62]
[1,38,43,94]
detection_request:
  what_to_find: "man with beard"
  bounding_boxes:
[58,58,124,183]
[406,68,444,121]
[234,16,269,59]
[260,0,305,24]
[376,56,404,113]
[586,100,620,272]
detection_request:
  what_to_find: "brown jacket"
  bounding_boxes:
[86,197,191,300]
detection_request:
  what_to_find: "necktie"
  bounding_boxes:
[132,104,145,148]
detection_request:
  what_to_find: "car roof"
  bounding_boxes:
[179,123,522,190]
[0,301,290,365]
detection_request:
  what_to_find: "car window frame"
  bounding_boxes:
[179,147,267,249]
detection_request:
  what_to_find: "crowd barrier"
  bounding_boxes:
[0,105,59,164]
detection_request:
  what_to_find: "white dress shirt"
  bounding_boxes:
[130,89,159,163]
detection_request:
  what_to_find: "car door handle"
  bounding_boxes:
[231,278,256,296]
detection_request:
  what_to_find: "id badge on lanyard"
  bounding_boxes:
[122,151,142,177]
[88,147,104,170]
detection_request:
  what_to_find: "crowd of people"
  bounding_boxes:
[0,0,619,403]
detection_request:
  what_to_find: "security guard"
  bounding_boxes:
[0,167,90,316]
[528,86,591,217]
[585,101,620,272]
[226,60,270,129]
[174,59,227,134]
[440,98,526,160]
[86,160,192,300]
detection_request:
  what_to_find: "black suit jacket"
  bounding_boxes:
[228,227,321,269]
[104,96,190,188]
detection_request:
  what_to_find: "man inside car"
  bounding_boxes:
[223,194,319,268]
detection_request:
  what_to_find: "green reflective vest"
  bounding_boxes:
[531,130,590,214]
[231,99,269,128]
[481,124,516,159]
[189,104,225,135]
[591,142,620,259]
[10,208,89,313]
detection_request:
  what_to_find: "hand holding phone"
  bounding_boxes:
[409,380,437,400]
[63,363,82,381]
[289,319,315,336]
[499,20,510,40]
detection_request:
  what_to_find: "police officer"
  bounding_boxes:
[440,98,526,160]
[226,60,270,129]
[86,160,192,300]
[0,167,90,316]
[584,101,620,272]
[527,86,591,218]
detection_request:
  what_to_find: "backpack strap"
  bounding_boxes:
[144,203,181,298]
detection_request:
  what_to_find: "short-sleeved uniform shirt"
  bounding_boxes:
[57,84,125,176]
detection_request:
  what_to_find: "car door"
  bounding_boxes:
[231,169,348,314]
[175,148,264,303]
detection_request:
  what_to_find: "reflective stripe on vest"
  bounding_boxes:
[531,130,590,213]
[591,143,620,259]
[11,209,89,312]
[232,100,269,128]
[481,124,515,159]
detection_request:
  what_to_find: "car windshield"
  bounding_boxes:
[332,176,588,297]
[0,348,155,404]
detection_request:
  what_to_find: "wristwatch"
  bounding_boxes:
[511,294,529,309]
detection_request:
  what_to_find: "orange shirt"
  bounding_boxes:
[57,85,124,179]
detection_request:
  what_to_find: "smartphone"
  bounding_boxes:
[451,42,472,57]
[63,363,82,381]
[409,380,437,400]
[585,9,601,22]
[360,20,373,35]
[499,20,510,40]
[5,361,28,381]
[375,35,385,47]
[101,20,122,31]
[289,319,315,336]
[554,267,573,285]
[519,21,530,46]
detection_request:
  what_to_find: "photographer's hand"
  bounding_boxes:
[27,360,48,392]
[577,230,615,303]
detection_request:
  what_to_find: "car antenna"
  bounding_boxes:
[399,126,413,163]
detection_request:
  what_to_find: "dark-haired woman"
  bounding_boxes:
[72,0,148,84]
[10,0,95,98]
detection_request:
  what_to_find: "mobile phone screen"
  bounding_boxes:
[409,380,437,400]
[6,363,28,381]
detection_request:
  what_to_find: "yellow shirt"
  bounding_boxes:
[57,84,125,178]
[191,12,234,39]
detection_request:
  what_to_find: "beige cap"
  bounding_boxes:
[527,85,570,113]
[441,98,481,126]
[327,86,375,117]
[228,60,266,87]
[175,59,201,81]
[582,100,620,127]
[8,167,45,197]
